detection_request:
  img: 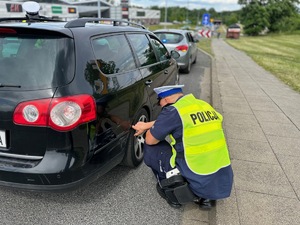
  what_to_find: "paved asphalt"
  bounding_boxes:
[182,38,300,225]
[1,39,299,225]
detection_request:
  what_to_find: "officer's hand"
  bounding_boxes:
[132,122,147,136]
[132,121,155,137]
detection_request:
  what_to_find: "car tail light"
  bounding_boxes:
[13,95,96,131]
[175,45,188,52]
[0,28,17,34]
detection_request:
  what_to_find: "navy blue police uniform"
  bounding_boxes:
[143,98,233,200]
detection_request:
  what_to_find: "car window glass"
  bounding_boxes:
[186,32,194,42]
[0,35,74,89]
[127,34,158,67]
[186,33,191,42]
[155,32,184,44]
[92,35,136,74]
[0,37,20,57]
[150,37,168,62]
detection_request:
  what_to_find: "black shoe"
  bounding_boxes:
[156,183,182,208]
[195,198,216,210]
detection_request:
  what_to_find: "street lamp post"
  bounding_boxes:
[98,0,101,18]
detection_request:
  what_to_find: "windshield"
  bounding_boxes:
[0,34,75,90]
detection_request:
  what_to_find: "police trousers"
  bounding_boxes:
[143,140,173,181]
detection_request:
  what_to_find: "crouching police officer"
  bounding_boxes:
[132,85,233,210]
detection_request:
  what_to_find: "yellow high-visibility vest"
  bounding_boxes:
[170,94,231,175]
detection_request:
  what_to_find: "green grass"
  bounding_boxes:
[197,38,213,56]
[225,34,300,93]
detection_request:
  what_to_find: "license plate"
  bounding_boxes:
[0,130,7,148]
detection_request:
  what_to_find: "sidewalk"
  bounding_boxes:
[182,38,300,225]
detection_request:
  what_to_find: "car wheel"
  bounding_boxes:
[182,58,191,74]
[122,108,149,167]
[192,54,197,64]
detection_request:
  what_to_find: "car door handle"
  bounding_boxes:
[145,80,153,85]
[164,70,168,74]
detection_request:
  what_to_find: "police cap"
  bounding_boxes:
[154,85,184,99]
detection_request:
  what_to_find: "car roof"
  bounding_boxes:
[0,18,149,38]
[153,29,190,34]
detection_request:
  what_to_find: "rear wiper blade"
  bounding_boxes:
[0,83,21,88]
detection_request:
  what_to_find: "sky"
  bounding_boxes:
[117,0,242,12]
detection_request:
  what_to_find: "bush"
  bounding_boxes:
[274,16,300,32]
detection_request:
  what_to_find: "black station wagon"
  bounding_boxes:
[0,2,179,191]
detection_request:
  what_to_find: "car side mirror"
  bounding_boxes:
[170,50,180,59]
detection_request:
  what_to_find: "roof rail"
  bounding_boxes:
[65,18,146,29]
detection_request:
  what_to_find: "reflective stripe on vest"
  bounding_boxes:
[170,94,231,175]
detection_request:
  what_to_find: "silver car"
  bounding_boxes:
[154,29,198,74]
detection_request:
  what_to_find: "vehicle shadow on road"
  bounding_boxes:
[0,164,141,204]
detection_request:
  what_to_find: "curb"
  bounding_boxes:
[181,47,219,225]
[195,46,227,225]
[198,46,221,225]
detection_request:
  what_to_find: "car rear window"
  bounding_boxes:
[155,32,184,44]
[0,33,75,90]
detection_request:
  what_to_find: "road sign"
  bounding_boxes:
[198,30,211,38]
[202,13,210,26]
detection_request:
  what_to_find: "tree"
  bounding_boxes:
[241,0,270,35]
[226,13,239,26]
[238,0,268,5]
[266,0,300,32]
[238,0,300,34]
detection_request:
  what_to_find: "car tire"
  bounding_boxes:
[122,108,149,167]
[182,58,191,74]
[192,54,197,64]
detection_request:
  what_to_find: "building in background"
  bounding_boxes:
[120,0,128,19]
[0,0,160,25]
[129,8,160,25]
[59,0,119,18]
[0,0,80,20]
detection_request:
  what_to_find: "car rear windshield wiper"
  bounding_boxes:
[0,83,21,88]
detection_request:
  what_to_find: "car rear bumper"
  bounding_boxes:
[177,62,186,68]
[176,54,189,68]
[0,150,123,192]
